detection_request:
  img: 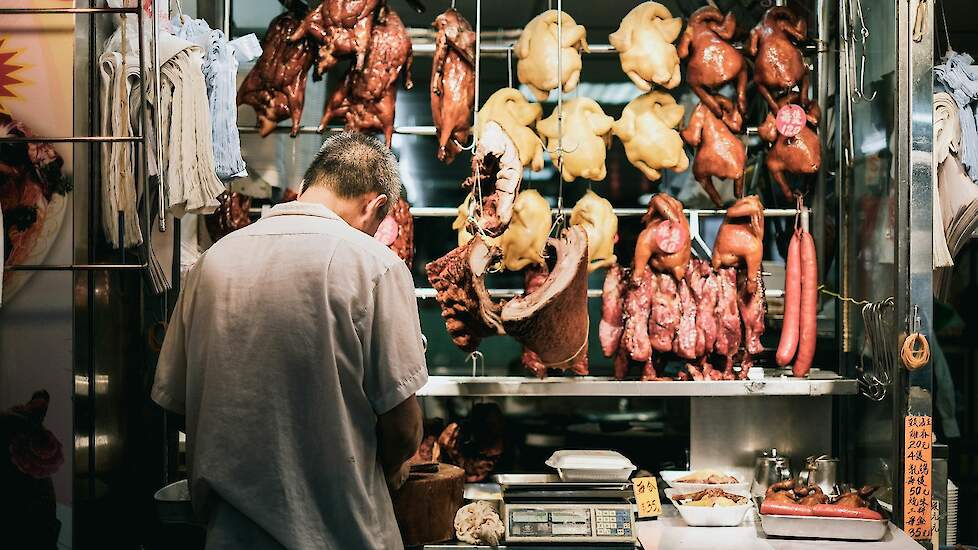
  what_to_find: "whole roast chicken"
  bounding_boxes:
[319,8,413,145]
[681,102,746,207]
[609,2,682,91]
[515,10,589,101]
[536,98,614,182]
[612,91,688,181]
[289,0,380,76]
[237,1,315,137]
[758,96,821,200]
[569,190,618,272]
[747,6,810,112]
[678,7,747,132]
[430,9,475,164]
[712,195,764,292]
[474,88,544,171]
[633,193,691,280]
[499,190,551,271]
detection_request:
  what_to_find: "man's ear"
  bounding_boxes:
[369,193,389,216]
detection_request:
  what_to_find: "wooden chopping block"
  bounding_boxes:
[392,463,465,546]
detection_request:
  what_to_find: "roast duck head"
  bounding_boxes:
[608,2,683,91]
[612,91,689,181]
[536,98,615,183]
[569,190,618,272]
[633,193,691,280]
[515,10,589,101]
[712,195,764,291]
[475,88,545,171]
[462,121,523,238]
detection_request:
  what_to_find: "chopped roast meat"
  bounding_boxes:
[502,227,590,373]
[289,0,380,76]
[678,7,747,131]
[430,9,476,164]
[622,268,654,362]
[437,403,505,483]
[205,192,253,242]
[461,121,523,238]
[599,264,627,357]
[373,197,414,267]
[747,6,810,112]
[237,2,315,137]
[714,267,742,379]
[681,102,747,207]
[424,237,504,351]
[673,275,698,360]
[319,8,413,145]
[633,193,691,280]
[712,195,764,292]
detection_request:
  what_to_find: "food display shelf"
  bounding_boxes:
[409,41,823,56]
[416,369,858,398]
[414,288,786,299]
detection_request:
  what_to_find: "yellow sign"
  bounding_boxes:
[903,415,932,540]
[632,477,661,518]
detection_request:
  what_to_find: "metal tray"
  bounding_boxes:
[493,473,630,489]
[758,511,888,541]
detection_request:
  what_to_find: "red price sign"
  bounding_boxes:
[775,104,806,137]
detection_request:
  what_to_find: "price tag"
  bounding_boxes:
[903,415,932,540]
[775,104,806,137]
[632,477,661,518]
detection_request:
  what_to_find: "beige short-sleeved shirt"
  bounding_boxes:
[152,201,428,550]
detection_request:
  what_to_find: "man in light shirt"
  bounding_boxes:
[152,132,426,549]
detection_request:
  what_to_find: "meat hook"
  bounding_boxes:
[468,350,486,377]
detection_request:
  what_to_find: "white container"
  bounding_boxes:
[660,470,751,494]
[545,450,636,482]
[665,487,752,527]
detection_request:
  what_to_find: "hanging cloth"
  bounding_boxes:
[933,92,957,268]
[934,52,978,181]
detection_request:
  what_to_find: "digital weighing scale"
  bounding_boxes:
[494,474,637,545]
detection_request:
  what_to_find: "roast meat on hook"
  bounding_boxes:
[289,0,381,76]
[430,8,476,164]
[608,2,683,91]
[758,96,822,200]
[462,121,523,238]
[747,6,810,112]
[633,193,691,280]
[678,7,748,132]
[682,102,747,207]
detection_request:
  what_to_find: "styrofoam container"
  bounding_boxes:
[545,450,636,482]
[666,487,752,527]
[660,470,751,493]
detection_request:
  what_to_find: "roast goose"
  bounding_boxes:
[608,2,682,91]
[373,196,414,266]
[612,91,688,181]
[747,6,810,112]
[515,10,588,101]
[430,9,476,164]
[237,0,315,137]
[678,7,747,132]
[475,88,544,171]
[681,102,747,207]
[461,121,523,238]
[289,0,380,76]
[502,226,590,372]
[758,95,822,200]
[319,8,413,145]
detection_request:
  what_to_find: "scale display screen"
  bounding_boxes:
[504,503,635,543]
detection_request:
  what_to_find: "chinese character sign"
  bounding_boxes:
[632,477,661,518]
[903,415,932,540]
[775,104,806,137]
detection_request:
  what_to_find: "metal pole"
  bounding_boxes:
[152,0,166,232]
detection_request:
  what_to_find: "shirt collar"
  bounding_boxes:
[263,200,343,221]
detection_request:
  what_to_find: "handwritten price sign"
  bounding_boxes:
[903,415,932,540]
[632,477,661,518]
[775,104,806,137]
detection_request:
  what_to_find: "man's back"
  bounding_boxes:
[152,201,428,549]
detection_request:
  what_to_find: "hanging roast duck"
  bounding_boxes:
[430,8,475,164]
[678,6,747,132]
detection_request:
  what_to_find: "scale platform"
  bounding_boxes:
[494,474,636,546]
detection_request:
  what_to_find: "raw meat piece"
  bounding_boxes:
[430,9,476,164]
[599,264,627,358]
[237,2,315,137]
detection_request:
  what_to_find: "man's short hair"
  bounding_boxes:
[301,132,401,214]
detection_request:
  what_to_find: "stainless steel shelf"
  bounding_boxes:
[417,369,858,397]
[410,207,801,218]
[415,287,784,299]
[409,41,822,57]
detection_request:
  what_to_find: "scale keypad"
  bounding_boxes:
[593,508,632,537]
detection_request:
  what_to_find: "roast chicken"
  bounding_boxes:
[681,102,746,207]
[515,10,589,101]
[712,195,764,292]
[633,193,690,280]
[319,8,413,145]
[569,190,618,272]
[237,2,315,137]
[499,190,551,271]
[475,88,544,171]
[289,0,380,76]
[678,7,747,132]
[758,97,822,200]
[536,98,614,183]
[430,9,476,164]
[612,92,688,181]
[747,6,810,112]
[609,2,682,91]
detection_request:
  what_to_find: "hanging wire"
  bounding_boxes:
[506,47,513,88]
[552,0,567,235]
[939,0,952,55]
[817,285,872,306]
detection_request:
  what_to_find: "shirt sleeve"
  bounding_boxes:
[362,261,429,414]
[151,265,199,414]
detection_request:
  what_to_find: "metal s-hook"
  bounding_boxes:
[467,350,485,377]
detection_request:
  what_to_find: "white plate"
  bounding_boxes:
[660,470,751,493]
[665,488,752,527]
